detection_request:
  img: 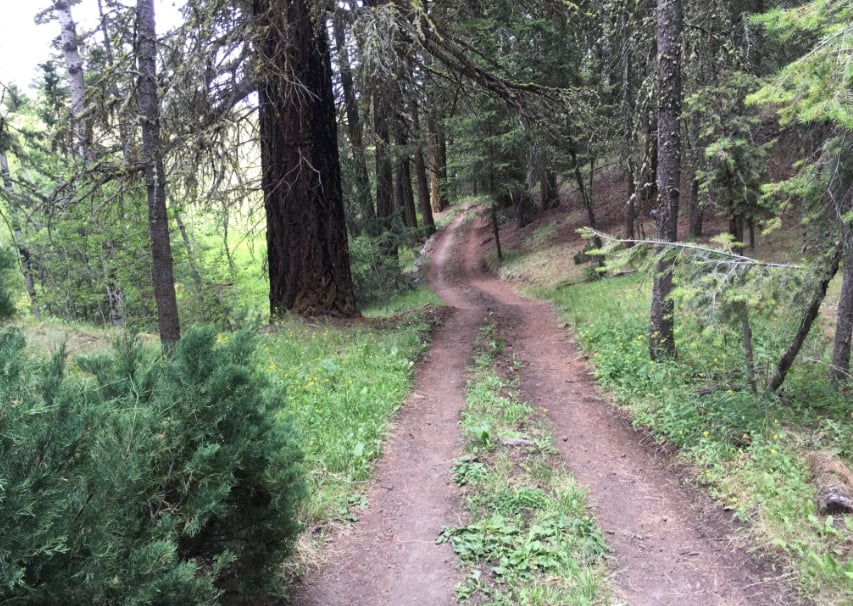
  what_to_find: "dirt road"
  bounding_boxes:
[291,210,799,605]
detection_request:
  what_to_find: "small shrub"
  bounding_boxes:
[0,326,306,604]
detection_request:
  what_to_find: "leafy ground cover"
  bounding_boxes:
[439,316,611,605]
[8,284,440,599]
[535,273,853,605]
[254,289,440,541]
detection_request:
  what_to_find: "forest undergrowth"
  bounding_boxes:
[438,315,611,606]
[524,269,853,604]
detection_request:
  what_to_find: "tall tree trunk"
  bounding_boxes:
[625,175,637,241]
[137,0,181,344]
[253,0,357,318]
[428,114,448,213]
[737,302,757,393]
[373,89,398,258]
[769,245,842,392]
[394,125,418,230]
[410,103,435,236]
[541,169,559,209]
[649,0,682,360]
[622,6,636,241]
[53,0,91,161]
[831,225,853,381]
[570,148,603,250]
[332,14,374,231]
[688,174,703,238]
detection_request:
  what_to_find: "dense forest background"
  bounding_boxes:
[2,0,852,381]
[1,0,852,603]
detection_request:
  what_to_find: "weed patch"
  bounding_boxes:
[256,312,427,529]
[539,273,853,605]
[440,317,611,605]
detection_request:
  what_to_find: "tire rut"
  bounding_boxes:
[291,212,477,605]
[291,209,801,606]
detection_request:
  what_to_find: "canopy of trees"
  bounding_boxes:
[0,0,849,386]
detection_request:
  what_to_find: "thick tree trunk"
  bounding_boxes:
[137,0,180,344]
[769,245,842,393]
[831,226,853,381]
[332,15,374,230]
[253,0,357,319]
[410,104,435,236]
[649,0,682,360]
[541,170,559,209]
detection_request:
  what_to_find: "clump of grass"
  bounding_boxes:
[440,317,611,605]
[362,285,443,318]
[526,223,559,250]
[539,273,853,605]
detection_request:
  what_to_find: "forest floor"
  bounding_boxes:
[290,201,803,605]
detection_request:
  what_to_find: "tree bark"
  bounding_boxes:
[737,303,757,393]
[428,114,448,213]
[394,125,418,230]
[649,0,682,360]
[373,89,398,258]
[831,225,853,381]
[332,14,374,231]
[622,6,636,241]
[253,0,357,319]
[410,103,435,236]
[491,203,503,262]
[53,0,91,161]
[625,175,637,241]
[541,169,559,210]
[570,148,602,250]
[688,174,703,238]
[137,0,181,345]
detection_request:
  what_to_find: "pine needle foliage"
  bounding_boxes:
[0,326,306,604]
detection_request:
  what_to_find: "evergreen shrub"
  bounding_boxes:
[0,326,306,604]
[349,232,409,304]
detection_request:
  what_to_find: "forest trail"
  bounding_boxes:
[290,208,799,605]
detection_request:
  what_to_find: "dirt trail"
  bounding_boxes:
[291,211,799,605]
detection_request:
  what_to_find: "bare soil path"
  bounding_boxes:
[290,210,800,605]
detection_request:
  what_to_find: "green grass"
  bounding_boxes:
[255,313,427,527]
[536,273,853,605]
[362,285,443,318]
[440,317,611,605]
